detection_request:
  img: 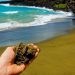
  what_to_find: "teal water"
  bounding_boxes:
[0,4,74,46]
[0,4,72,31]
[0,5,60,23]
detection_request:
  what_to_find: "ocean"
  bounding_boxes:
[0,4,75,46]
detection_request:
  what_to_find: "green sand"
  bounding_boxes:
[0,30,75,75]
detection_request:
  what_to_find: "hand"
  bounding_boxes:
[0,44,39,75]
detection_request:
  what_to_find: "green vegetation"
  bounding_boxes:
[54,4,67,9]
[1,30,75,75]
[0,0,74,13]
[11,0,75,13]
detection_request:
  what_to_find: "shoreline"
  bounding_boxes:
[0,4,73,32]
[25,28,75,75]
[0,28,75,50]
[0,26,73,47]
[37,28,75,44]
[0,28,75,75]
[0,15,73,47]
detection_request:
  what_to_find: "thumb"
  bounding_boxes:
[11,64,26,74]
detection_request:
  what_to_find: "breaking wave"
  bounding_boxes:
[2,11,19,14]
[0,3,10,6]
[0,14,72,31]
[0,4,73,31]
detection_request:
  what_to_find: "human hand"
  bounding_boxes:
[0,44,39,75]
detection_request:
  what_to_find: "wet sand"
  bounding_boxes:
[0,29,75,75]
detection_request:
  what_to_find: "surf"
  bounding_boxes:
[0,4,73,31]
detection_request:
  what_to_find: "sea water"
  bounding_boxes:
[0,4,74,46]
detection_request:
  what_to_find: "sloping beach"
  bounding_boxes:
[0,29,75,75]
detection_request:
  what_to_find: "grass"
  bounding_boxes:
[0,30,75,75]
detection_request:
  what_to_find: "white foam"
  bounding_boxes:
[55,10,73,16]
[0,3,10,6]
[0,13,73,31]
[0,4,73,16]
[14,6,73,16]
[2,11,19,14]
[0,4,73,31]
[0,4,73,15]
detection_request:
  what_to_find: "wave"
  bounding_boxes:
[0,3,73,15]
[2,11,19,14]
[0,4,73,31]
[0,3,10,6]
[0,13,73,31]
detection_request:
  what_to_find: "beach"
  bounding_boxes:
[0,4,75,75]
[0,18,74,46]
[0,4,74,46]
[0,29,75,75]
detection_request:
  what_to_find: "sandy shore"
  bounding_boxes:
[0,30,75,75]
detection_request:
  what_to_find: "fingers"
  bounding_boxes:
[0,47,15,64]
[6,47,16,63]
[27,43,40,53]
[26,44,40,66]
[32,45,40,57]
[8,64,25,75]
[28,43,40,57]
[13,64,25,74]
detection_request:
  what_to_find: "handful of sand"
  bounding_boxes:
[14,43,40,65]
